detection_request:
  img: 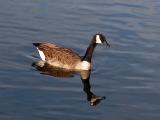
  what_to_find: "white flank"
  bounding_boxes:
[80,61,91,70]
[96,35,102,43]
[37,48,45,61]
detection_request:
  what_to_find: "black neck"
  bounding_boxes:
[81,73,93,101]
[82,39,97,63]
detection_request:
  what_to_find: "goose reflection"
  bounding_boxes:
[32,60,105,106]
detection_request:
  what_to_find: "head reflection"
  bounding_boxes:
[32,60,106,106]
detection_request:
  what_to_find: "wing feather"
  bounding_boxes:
[34,43,81,67]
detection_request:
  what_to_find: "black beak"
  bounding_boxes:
[105,40,110,48]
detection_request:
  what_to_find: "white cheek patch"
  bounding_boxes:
[37,48,46,61]
[96,35,102,43]
[81,61,91,70]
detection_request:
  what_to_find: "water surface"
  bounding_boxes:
[0,0,160,120]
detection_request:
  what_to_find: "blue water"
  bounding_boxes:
[0,0,160,120]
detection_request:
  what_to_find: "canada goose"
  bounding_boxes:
[33,33,110,70]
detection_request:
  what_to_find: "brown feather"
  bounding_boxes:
[35,43,81,69]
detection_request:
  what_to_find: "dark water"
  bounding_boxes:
[0,0,160,120]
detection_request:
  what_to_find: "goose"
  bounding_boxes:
[33,33,110,71]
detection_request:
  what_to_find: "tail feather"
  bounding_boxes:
[33,43,41,47]
[33,43,46,61]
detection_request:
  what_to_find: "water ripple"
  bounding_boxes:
[0,0,160,120]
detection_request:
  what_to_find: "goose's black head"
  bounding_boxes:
[93,33,110,47]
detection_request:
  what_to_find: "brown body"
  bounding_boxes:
[34,43,82,70]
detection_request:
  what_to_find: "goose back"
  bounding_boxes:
[34,43,81,69]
